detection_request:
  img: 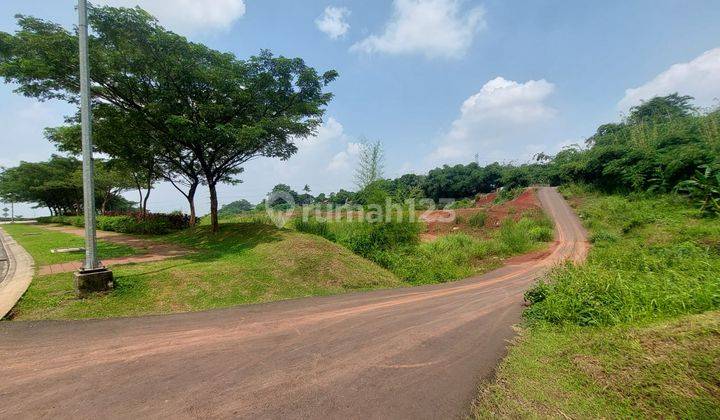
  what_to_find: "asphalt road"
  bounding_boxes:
[0,187,588,419]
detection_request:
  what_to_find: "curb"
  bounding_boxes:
[0,227,35,319]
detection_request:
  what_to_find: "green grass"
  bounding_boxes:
[525,191,720,326]
[473,312,720,419]
[8,222,402,320]
[474,189,720,417]
[1,223,137,266]
[295,213,554,285]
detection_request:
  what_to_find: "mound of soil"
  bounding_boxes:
[419,188,542,240]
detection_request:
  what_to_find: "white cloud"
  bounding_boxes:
[619,48,720,110]
[327,142,362,171]
[427,77,558,166]
[93,0,246,33]
[316,6,351,39]
[351,0,485,59]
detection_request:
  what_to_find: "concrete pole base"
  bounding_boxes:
[74,268,114,297]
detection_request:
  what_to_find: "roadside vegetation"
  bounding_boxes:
[295,211,553,284]
[473,188,720,418]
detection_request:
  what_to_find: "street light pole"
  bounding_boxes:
[75,0,113,295]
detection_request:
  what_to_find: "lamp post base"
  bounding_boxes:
[74,267,114,297]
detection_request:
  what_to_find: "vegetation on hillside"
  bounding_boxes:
[474,189,720,417]
[294,210,554,284]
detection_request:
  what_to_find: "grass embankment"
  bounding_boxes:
[474,188,720,418]
[1,223,136,266]
[295,211,554,285]
[8,222,401,320]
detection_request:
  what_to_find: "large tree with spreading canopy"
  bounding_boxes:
[0,5,337,231]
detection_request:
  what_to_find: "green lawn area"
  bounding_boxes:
[8,222,402,320]
[473,188,720,418]
[1,223,137,266]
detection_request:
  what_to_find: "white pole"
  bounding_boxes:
[77,0,99,270]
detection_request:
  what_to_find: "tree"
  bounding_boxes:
[92,160,136,213]
[676,165,720,216]
[0,156,83,215]
[0,6,338,232]
[627,93,696,125]
[218,199,254,216]
[355,140,384,189]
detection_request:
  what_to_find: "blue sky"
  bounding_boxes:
[2,0,720,216]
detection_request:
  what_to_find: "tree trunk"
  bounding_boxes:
[101,189,111,214]
[136,186,144,214]
[143,187,151,216]
[208,182,219,233]
[187,182,198,226]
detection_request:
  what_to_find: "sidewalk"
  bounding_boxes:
[0,227,35,319]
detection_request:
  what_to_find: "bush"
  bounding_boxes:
[336,219,422,257]
[467,211,487,228]
[38,212,194,235]
[589,230,619,243]
[529,226,554,242]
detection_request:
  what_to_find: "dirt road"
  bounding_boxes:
[0,187,587,419]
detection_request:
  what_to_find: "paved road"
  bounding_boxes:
[0,188,588,419]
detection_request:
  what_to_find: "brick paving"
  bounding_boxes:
[37,225,191,275]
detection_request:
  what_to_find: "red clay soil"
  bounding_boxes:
[420,188,543,239]
[475,192,497,206]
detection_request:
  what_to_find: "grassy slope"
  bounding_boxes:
[9,222,401,320]
[473,189,720,418]
[474,312,720,418]
[1,223,136,266]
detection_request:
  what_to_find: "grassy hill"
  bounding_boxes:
[8,222,401,320]
[473,187,720,418]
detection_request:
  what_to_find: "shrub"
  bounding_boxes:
[529,226,553,242]
[496,219,533,254]
[38,212,194,235]
[447,198,475,209]
[467,211,487,228]
[589,230,619,243]
[336,219,422,257]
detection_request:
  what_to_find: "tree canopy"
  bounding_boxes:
[0,5,337,231]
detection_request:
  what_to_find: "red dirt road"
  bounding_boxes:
[0,188,588,419]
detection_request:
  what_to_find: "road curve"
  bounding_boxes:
[0,187,588,419]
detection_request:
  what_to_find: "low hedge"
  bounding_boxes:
[36,212,194,235]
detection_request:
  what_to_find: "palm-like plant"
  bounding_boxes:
[676,165,720,216]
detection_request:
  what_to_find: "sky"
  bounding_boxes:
[1,0,720,217]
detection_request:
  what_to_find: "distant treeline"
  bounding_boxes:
[379,94,719,204]
[229,94,719,213]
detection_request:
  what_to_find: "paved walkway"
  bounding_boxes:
[37,225,190,275]
[0,227,35,319]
